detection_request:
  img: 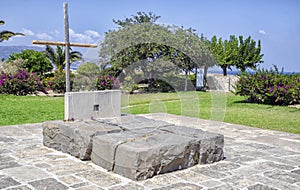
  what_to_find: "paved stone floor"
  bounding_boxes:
[0,113,299,190]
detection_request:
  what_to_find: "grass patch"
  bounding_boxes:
[122,92,300,134]
[0,95,64,126]
[1,92,299,134]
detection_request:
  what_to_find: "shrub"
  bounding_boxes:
[73,63,100,91]
[0,58,25,75]
[8,50,53,75]
[96,75,120,90]
[234,66,300,105]
[45,72,74,93]
[77,62,100,76]
[0,70,47,95]
[73,74,97,91]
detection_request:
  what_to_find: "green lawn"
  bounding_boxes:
[1,92,299,134]
[0,95,64,126]
[121,92,300,134]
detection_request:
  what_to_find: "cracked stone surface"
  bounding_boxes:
[0,113,299,189]
[91,122,224,180]
[43,120,122,160]
[45,115,224,180]
[92,128,201,180]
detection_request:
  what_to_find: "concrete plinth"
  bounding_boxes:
[64,90,121,120]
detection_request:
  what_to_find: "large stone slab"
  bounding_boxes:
[91,129,200,180]
[43,120,122,160]
[159,125,224,164]
[64,90,121,120]
[97,114,173,130]
[43,115,224,180]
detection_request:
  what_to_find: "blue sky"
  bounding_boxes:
[1,0,300,72]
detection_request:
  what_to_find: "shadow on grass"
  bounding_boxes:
[232,100,248,104]
[231,99,300,112]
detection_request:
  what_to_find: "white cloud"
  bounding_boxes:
[21,28,35,36]
[51,30,60,37]
[84,30,101,38]
[69,28,94,43]
[36,33,53,40]
[258,30,266,35]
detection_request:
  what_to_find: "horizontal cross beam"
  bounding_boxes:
[32,40,97,48]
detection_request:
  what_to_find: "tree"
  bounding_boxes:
[99,12,214,91]
[73,62,101,91]
[8,50,52,75]
[77,62,100,76]
[45,45,82,72]
[210,35,238,76]
[0,20,24,42]
[235,36,264,72]
[113,11,161,27]
[210,35,263,75]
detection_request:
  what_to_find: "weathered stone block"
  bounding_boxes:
[43,115,225,180]
[159,125,224,164]
[91,129,200,180]
[98,114,172,130]
[43,120,122,160]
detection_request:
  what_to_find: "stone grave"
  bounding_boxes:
[43,91,224,180]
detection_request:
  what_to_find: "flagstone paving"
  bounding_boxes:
[0,113,299,190]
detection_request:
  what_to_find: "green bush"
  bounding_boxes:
[73,63,100,91]
[0,58,25,75]
[0,70,47,95]
[234,66,300,105]
[45,72,74,93]
[8,49,53,75]
[77,62,100,76]
[96,75,120,90]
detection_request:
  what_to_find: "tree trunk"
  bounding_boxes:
[204,65,208,87]
[184,68,188,91]
[222,65,227,76]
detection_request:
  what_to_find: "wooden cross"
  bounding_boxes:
[32,3,97,92]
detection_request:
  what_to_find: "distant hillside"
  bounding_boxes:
[0,45,44,60]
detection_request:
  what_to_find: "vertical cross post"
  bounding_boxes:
[32,2,97,95]
[64,2,70,92]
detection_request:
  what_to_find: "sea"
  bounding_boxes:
[209,70,300,75]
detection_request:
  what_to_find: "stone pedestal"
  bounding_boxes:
[43,115,224,180]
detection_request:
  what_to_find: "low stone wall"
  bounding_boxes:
[43,114,224,180]
[207,74,239,92]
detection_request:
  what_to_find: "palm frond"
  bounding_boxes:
[0,31,16,42]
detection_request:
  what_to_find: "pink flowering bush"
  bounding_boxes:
[234,66,300,105]
[0,70,47,95]
[96,75,120,90]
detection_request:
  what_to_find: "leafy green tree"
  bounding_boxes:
[45,45,82,72]
[235,36,264,72]
[210,35,263,75]
[210,35,238,76]
[8,50,52,75]
[113,11,161,27]
[0,20,24,42]
[77,62,100,76]
[99,12,213,91]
